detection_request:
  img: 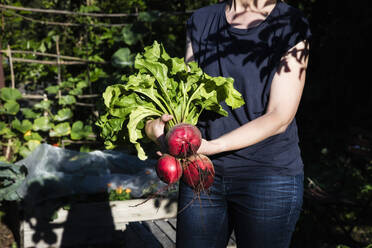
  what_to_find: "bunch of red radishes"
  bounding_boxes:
[156,123,215,192]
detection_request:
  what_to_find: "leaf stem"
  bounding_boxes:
[181,81,187,123]
[184,83,204,120]
[133,89,169,115]
[154,79,179,122]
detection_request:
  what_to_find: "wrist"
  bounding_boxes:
[211,138,227,154]
[199,138,226,156]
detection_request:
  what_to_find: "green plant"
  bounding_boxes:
[1,0,211,161]
[0,88,38,162]
[0,161,27,204]
[108,186,132,201]
[97,41,244,160]
[0,87,96,162]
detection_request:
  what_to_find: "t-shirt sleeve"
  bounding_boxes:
[186,14,199,60]
[285,12,312,51]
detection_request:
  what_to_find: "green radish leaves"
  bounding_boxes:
[97,41,245,160]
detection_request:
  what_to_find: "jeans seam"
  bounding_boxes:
[286,176,297,227]
[213,178,227,248]
[212,201,228,248]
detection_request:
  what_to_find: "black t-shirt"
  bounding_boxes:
[186,1,311,176]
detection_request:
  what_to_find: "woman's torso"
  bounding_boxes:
[186,1,311,176]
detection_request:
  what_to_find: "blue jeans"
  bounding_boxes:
[176,174,303,248]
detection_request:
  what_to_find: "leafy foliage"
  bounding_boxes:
[108,186,132,201]
[0,88,95,162]
[1,0,202,162]
[0,161,27,203]
[97,41,244,160]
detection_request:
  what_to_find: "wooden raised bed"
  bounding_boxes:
[20,198,237,248]
[21,198,177,248]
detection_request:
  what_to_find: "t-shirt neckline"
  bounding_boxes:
[222,1,280,34]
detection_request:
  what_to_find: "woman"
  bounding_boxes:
[146,0,311,247]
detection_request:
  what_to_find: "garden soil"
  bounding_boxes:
[0,221,15,248]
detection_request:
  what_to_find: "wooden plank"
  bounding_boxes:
[167,218,177,228]
[0,49,107,63]
[110,198,178,222]
[23,227,63,248]
[20,198,239,248]
[226,231,237,248]
[19,216,25,248]
[161,218,236,248]
[21,198,177,248]
[123,223,146,248]
[143,221,175,248]
[22,216,128,230]
[7,45,15,88]
[154,220,177,243]
[128,222,162,248]
[227,237,237,248]
[23,225,127,248]
[23,198,177,227]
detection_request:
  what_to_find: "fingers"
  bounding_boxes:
[145,114,173,144]
[155,114,173,131]
[146,113,172,126]
[197,139,210,155]
[161,114,173,123]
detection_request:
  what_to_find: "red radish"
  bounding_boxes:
[156,154,182,185]
[166,123,202,158]
[182,154,215,191]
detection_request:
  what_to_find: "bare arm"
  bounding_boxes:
[185,32,195,63]
[198,40,310,155]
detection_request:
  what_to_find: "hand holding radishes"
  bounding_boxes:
[145,114,173,154]
[97,41,245,192]
[145,116,219,157]
[146,117,215,191]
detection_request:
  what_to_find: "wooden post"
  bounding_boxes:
[5,139,12,162]
[0,41,4,89]
[55,36,62,98]
[0,10,5,89]
[7,45,15,88]
[43,94,48,117]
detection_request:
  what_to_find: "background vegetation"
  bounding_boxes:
[0,0,371,247]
